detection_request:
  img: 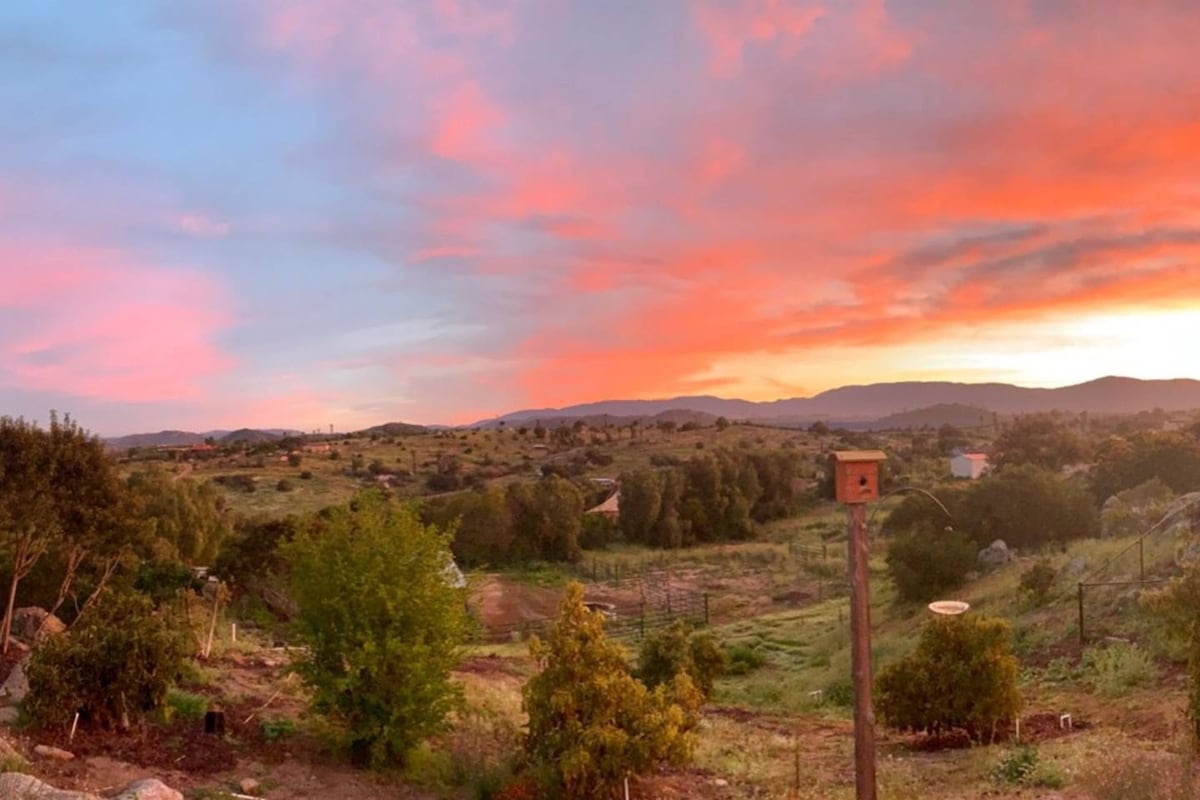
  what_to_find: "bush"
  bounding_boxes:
[637,620,727,699]
[876,615,1021,742]
[276,479,294,492]
[723,643,766,676]
[284,490,469,766]
[886,527,976,604]
[1018,560,1057,606]
[1083,642,1159,696]
[299,470,313,480]
[523,583,702,799]
[164,689,208,721]
[26,591,189,729]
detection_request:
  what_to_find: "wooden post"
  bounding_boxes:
[704,593,710,626]
[1077,583,1085,644]
[847,502,876,800]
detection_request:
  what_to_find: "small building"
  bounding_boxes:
[586,490,620,522]
[950,453,989,480]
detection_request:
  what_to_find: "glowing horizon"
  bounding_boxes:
[3,2,1200,434]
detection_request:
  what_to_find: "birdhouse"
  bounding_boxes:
[831,450,887,504]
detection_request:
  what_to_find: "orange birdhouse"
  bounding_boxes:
[831,450,886,504]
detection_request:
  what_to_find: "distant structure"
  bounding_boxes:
[585,490,620,522]
[950,452,990,480]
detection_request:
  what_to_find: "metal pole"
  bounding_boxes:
[847,503,876,800]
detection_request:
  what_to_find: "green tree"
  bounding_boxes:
[25,589,188,729]
[990,414,1087,472]
[284,490,469,766]
[617,470,662,545]
[523,583,701,799]
[1142,565,1200,740]
[1090,432,1200,502]
[0,414,125,652]
[886,526,977,604]
[960,465,1098,548]
[876,615,1021,741]
[124,468,229,564]
[637,620,727,699]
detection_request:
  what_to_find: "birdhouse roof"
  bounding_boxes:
[830,450,888,462]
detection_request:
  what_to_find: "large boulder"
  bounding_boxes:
[0,657,29,706]
[0,773,99,799]
[10,607,66,645]
[977,539,1013,567]
[113,779,184,800]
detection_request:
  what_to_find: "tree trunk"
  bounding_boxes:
[0,543,24,654]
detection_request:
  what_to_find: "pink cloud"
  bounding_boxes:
[176,213,231,238]
[0,240,233,403]
[694,0,825,76]
[431,80,505,160]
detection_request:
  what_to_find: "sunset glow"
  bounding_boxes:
[2,2,1200,433]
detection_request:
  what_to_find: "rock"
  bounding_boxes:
[113,778,184,800]
[0,658,29,705]
[1178,539,1200,566]
[10,607,66,644]
[1065,556,1088,576]
[712,777,729,787]
[0,772,99,799]
[239,778,261,795]
[978,539,1013,567]
[34,744,76,761]
[0,707,19,725]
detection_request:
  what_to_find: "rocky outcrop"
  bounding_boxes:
[977,539,1013,567]
[10,607,66,645]
[0,773,99,799]
[112,779,184,800]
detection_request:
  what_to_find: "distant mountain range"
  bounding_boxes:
[104,377,1200,449]
[480,376,1200,427]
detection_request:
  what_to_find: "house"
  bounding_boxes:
[585,490,620,522]
[950,452,989,480]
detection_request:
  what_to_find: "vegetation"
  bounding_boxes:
[876,615,1021,741]
[284,490,470,766]
[886,526,977,603]
[637,619,727,698]
[523,583,702,799]
[25,590,188,729]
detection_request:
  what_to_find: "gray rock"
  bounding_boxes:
[0,707,20,726]
[239,778,261,796]
[978,539,1013,567]
[0,772,99,799]
[1065,556,1088,576]
[113,779,183,800]
[10,607,66,645]
[0,658,29,705]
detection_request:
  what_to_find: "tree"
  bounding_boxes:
[990,414,1087,472]
[876,615,1021,741]
[1142,565,1200,740]
[523,584,702,799]
[284,490,469,766]
[0,414,124,653]
[886,526,976,603]
[25,589,188,730]
[960,465,1098,548]
[1090,432,1200,502]
[637,619,726,699]
[715,416,730,431]
[617,470,662,545]
[124,468,229,564]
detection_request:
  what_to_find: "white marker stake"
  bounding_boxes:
[1014,717,1020,742]
[69,711,80,743]
[231,622,237,643]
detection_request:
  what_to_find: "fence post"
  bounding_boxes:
[1077,583,1085,644]
[1139,539,1145,583]
[704,593,709,626]
[639,603,645,638]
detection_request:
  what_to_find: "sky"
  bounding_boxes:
[3,1,1200,435]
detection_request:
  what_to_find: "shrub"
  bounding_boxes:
[876,615,1021,742]
[1083,642,1158,696]
[299,470,313,480]
[637,620,727,699]
[276,479,293,492]
[523,583,702,799]
[1018,560,1057,606]
[993,746,1039,784]
[885,527,976,604]
[164,689,208,721]
[284,490,469,767]
[26,591,189,729]
[723,643,766,676]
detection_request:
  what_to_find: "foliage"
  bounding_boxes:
[164,689,208,721]
[1084,749,1189,800]
[723,643,767,676]
[1142,566,1200,739]
[1091,432,1200,502]
[284,490,469,766]
[1082,642,1159,696]
[1018,560,1057,606]
[990,414,1088,472]
[126,467,231,563]
[959,464,1099,548]
[523,583,702,799]
[993,746,1039,784]
[25,590,189,729]
[886,526,977,604]
[637,620,727,699]
[876,615,1021,741]
[261,718,296,741]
